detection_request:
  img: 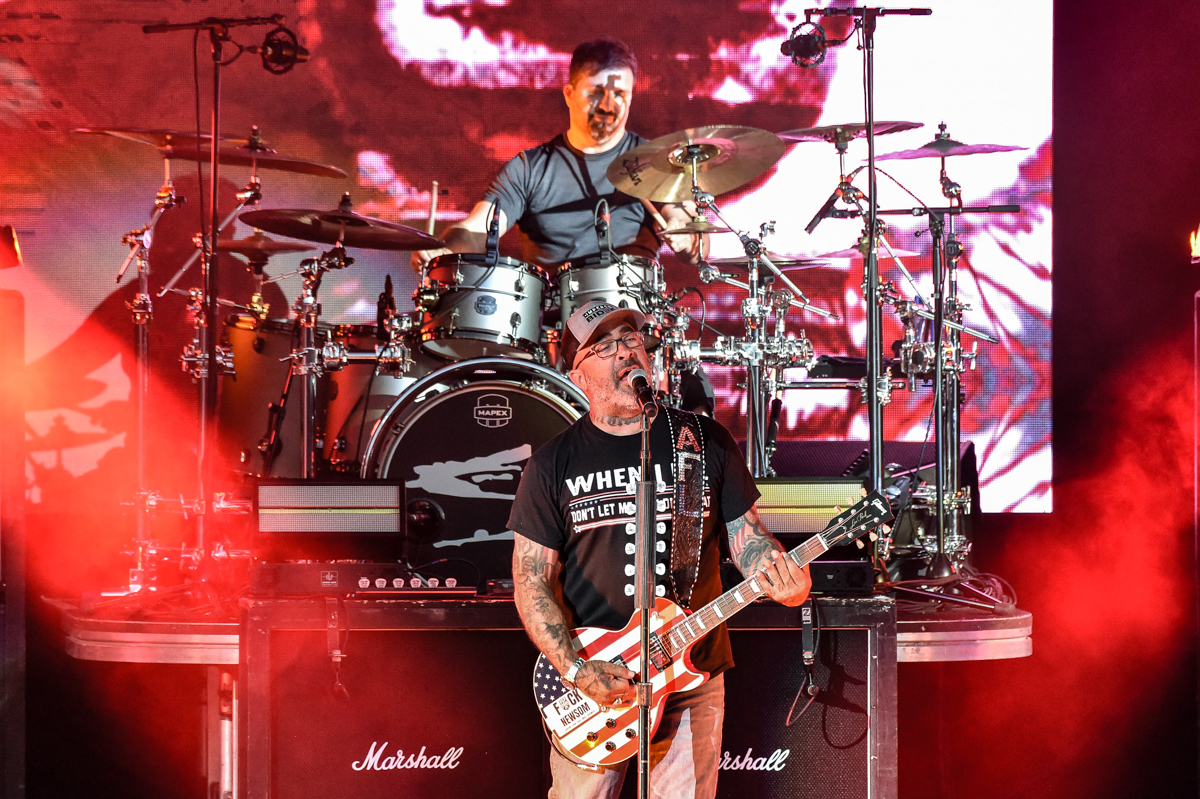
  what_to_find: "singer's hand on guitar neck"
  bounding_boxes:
[726,505,812,607]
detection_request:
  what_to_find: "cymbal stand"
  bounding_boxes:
[876,161,1016,575]
[115,178,179,592]
[289,245,354,478]
[157,175,262,298]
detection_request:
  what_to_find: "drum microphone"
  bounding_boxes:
[627,369,659,419]
[806,165,866,234]
[781,21,827,67]
[484,200,501,267]
[595,198,613,267]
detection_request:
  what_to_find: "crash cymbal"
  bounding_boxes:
[607,125,785,203]
[663,220,733,235]
[162,144,347,179]
[815,245,919,260]
[239,194,445,251]
[705,253,828,269]
[778,120,922,144]
[876,124,1025,161]
[218,232,317,260]
[73,126,250,149]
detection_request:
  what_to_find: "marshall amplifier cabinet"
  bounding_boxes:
[240,597,895,799]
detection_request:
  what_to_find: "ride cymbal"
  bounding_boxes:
[73,126,250,149]
[218,232,317,260]
[778,120,922,144]
[607,125,785,203]
[239,194,445,251]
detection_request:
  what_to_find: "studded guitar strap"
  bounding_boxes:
[664,408,706,609]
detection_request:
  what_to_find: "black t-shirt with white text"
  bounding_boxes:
[484,132,662,269]
[507,411,760,676]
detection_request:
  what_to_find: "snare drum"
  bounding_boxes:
[419,253,549,361]
[557,254,664,321]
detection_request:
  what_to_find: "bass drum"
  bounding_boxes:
[361,358,587,585]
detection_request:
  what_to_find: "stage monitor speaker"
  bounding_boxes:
[240,598,895,799]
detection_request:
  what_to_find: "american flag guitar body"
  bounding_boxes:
[532,491,893,768]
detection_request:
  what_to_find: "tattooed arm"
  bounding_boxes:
[512,533,635,706]
[726,505,812,607]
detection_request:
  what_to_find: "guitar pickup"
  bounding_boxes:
[648,634,671,672]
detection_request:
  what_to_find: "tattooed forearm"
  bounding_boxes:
[726,506,785,577]
[512,533,577,674]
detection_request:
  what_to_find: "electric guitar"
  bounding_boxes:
[531,491,893,768]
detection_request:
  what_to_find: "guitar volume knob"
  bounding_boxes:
[625,729,636,738]
[605,718,617,728]
[586,731,598,742]
[605,742,617,752]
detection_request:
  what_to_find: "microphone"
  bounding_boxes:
[259,27,309,74]
[484,200,501,267]
[376,274,396,341]
[781,21,827,67]
[627,369,659,419]
[805,166,866,234]
[595,198,613,267]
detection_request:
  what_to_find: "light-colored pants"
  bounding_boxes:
[548,674,725,799]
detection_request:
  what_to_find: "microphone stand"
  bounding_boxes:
[144,14,285,554]
[633,398,656,799]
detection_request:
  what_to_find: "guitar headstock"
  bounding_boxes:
[818,490,894,550]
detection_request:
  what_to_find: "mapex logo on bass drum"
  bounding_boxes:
[475,394,512,428]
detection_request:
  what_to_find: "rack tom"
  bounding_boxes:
[419,253,549,361]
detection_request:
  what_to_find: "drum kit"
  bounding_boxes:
[77,86,1023,592]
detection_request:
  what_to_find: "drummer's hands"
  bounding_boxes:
[411,247,452,274]
[658,203,706,265]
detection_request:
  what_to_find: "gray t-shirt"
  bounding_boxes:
[484,132,663,269]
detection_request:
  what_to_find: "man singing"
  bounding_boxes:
[508,300,811,798]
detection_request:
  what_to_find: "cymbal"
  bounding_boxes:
[239,195,445,251]
[162,144,347,179]
[663,220,733,235]
[218,233,317,260]
[876,125,1025,161]
[705,253,828,269]
[73,126,250,149]
[607,125,786,203]
[778,120,922,144]
[815,245,919,260]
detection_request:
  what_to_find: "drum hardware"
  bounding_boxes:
[159,174,264,298]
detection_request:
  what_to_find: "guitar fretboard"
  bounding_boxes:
[657,495,889,659]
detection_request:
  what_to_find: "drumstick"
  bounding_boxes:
[640,198,669,232]
[427,180,439,236]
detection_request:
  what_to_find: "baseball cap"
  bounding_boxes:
[560,300,646,370]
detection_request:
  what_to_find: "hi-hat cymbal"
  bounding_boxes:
[815,245,919,260]
[239,194,445,251]
[705,253,828,269]
[218,232,317,260]
[607,125,786,203]
[663,220,733,235]
[876,124,1025,161]
[778,120,922,144]
[73,126,250,149]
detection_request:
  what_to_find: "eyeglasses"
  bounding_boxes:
[576,331,644,366]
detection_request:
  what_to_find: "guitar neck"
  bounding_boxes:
[659,535,828,658]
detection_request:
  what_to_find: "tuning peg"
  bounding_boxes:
[868,532,878,542]
[854,539,865,550]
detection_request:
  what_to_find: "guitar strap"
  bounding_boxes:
[664,408,705,609]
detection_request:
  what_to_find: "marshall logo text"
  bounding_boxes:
[351,742,464,771]
[718,747,791,772]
